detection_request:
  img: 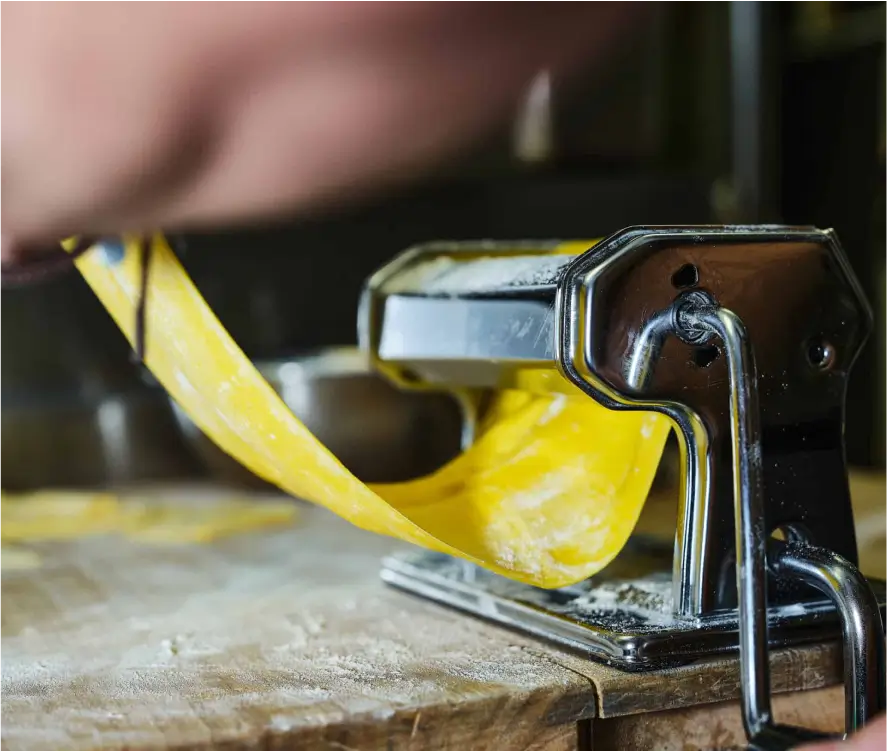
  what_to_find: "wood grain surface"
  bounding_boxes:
[590,684,846,751]
[1,499,593,751]
[2,474,883,751]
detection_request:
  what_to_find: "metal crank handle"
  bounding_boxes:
[688,304,885,750]
[744,542,886,751]
[744,561,884,751]
[770,543,887,736]
[631,291,885,750]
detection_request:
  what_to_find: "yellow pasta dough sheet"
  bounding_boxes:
[58,235,669,589]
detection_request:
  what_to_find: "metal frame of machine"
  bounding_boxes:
[360,226,886,749]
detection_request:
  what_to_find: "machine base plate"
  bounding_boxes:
[381,539,887,670]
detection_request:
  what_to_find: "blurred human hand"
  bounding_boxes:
[2,2,636,260]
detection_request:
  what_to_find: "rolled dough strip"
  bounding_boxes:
[64,236,669,588]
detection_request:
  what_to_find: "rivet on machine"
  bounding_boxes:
[357,226,886,750]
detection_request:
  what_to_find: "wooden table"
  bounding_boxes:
[3,474,884,751]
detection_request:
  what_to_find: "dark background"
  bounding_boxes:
[3,2,884,474]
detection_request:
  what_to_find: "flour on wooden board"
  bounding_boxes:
[0,490,300,564]
[2,508,579,750]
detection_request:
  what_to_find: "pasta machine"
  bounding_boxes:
[358,226,886,749]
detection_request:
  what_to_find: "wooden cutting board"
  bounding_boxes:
[2,475,884,751]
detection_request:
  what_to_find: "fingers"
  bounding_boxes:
[1,236,58,267]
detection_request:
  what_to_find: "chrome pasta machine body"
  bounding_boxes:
[357,226,885,749]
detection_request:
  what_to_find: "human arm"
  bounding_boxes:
[2,2,635,257]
